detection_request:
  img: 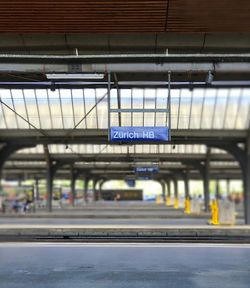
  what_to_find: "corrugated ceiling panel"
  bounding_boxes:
[0,0,168,33]
[0,0,250,33]
[167,0,250,32]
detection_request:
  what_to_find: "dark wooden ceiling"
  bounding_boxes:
[0,0,250,33]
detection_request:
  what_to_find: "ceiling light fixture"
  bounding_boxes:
[46,73,104,80]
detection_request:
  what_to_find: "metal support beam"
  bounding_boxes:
[99,179,106,200]
[9,152,236,162]
[44,144,53,212]
[31,185,35,213]
[215,180,220,199]
[182,155,210,212]
[160,180,166,201]
[2,54,250,75]
[0,129,246,145]
[173,178,178,200]
[46,162,53,213]
[245,134,250,224]
[0,144,35,177]
[166,180,171,198]
[93,178,99,202]
[203,148,211,212]
[227,179,230,196]
[44,145,76,212]
[70,167,78,207]
[34,178,40,201]
[95,179,103,201]
[83,177,89,203]
[208,141,250,223]
[184,172,190,199]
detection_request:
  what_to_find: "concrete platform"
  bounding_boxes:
[1,225,250,243]
[1,243,250,288]
[0,211,211,219]
[0,202,243,219]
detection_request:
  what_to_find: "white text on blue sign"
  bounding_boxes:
[110,127,169,142]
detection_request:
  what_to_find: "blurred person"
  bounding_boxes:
[235,193,241,205]
[12,199,19,213]
[115,193,121,201]
[23,197,32,213]
[2,198,6,213]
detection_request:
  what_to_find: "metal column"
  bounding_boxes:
[161,181,166,201]
[174,178,178,199]
[70,171,76,207]
[166,180,171,198]
[84,178,89,203]
[184,172,190,199]
[244,134,250,224]
[31,186,35,213]
[99,180,105,200]
[46,164,53,212]
[203,148,211,212]
[93,179,98,202]
[215,180,220,199]
[226,179,230,196]
[35,178,40,201]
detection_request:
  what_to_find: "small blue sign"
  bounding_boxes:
[110,127,169,142]
[126,179,136,187]
[136,176,151,180]
[135,167,159,173]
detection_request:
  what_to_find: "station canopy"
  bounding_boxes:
[0,86,248,179]
[0,87,249,131]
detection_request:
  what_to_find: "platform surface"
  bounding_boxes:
[0,243,250,288]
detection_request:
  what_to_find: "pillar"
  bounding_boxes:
[215,180,220,199]
[211,137,250,223]
[166,180,171,198]
[93,179,98,201]
[83,178,89,203]
[70,172,76,207]
[99,180,105,200]
[35,178,40,201]
[244,135,250,224]
[173,178,179,208]
[203,149,210,212]
[184,173,190,199]
[226,179,230,196]
[46,164,53,212]
[174,178,178,199]
[161,181,166,201]
[31,186,35,212]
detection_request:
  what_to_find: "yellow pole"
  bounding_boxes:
[184,197,191,214]
[174,197,179,209]
[166,196,171,206]
[156,195,161,204]
[211,199,219,225]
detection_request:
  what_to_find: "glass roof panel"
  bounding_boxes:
[0,87,249,130]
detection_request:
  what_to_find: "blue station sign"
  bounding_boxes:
[110,127,169,142]
[136,176,151,180]
[125,179,136,187]
[135,167,159,173]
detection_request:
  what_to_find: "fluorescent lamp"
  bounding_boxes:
[46,73,104,80]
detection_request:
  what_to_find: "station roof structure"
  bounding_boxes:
[0,0,250,33]
[0,0,249,183]
[0,86,248,181]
